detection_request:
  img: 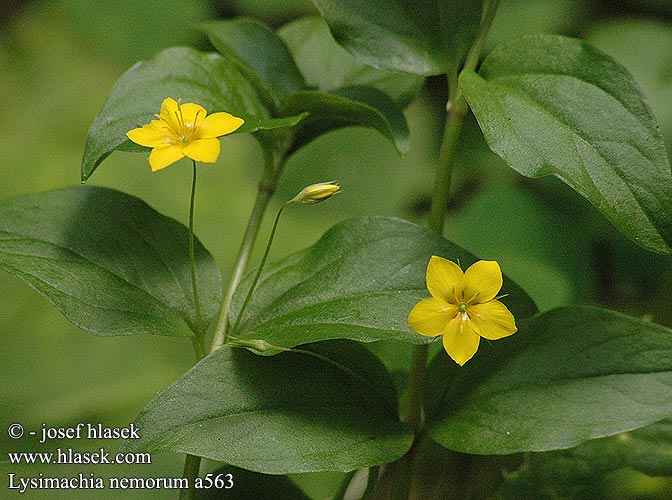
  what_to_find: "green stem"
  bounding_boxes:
[361,467,380,500]
[427,95,469,235]
[188,161,206,360]
[181,162,207,500]
[463,0,500,74]
[333,470,357,500]
[408,92,468,442]
[183,150,283,498]
[210,153,282,351]
[395,2,502,498]
[405,344,429,433]
[230,202,288,336]
[178,453,201,500]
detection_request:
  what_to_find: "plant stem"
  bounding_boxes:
[361,467,380,500]
[396,2,501,498]
[405,343,429,433]
[333,470,357,500]
[406,87,468,447]
[210,152,282,351]
[178,453,201,500]
[230,202,287,336]
[182,162,207,500]
[182,150,283,498]
[189,161,206,360]
[463,0,500,74]
[427,96,469,235]
[188,145,285,498]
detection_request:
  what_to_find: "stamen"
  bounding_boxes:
[193,109,203,128]
[174,100,189,142]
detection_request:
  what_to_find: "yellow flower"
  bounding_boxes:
[290,182,341,204]
[126,97,244,171]
[408,256,517,366]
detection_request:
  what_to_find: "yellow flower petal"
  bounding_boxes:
[158,98,181,133]
[443,316,480,366]
[407,297,457,337]
[463,260,502,303]
[426,256,465,303]
[179,102,207,128]
[126,121,169,148]
[183,138,221,163]
[126,98,245,172]
[469,300,517,340]
[197,112,245,139]
[159,97,179,116]
[149,144,185,171]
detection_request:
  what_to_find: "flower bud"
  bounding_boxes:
[227,338,286,355]
[290,182,340,204]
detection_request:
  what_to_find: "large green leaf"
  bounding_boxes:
[229,216,536,351]
[81,46,305,181]
[310,0,483,76]
[124,341,413,474]
[460,35,672,254]
[201,18,306,109]
[0,187,220,337]
[427,306,672,455]
[282,86,410,156]
[279,16,425,107]
[201,18,412,156]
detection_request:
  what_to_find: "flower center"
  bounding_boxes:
[172,101,202,144]
[458,302,468,313]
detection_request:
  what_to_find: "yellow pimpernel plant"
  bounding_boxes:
[408,256,517,366]
[126,97,244,171]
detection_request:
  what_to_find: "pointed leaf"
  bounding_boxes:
[81,47,305,181]
[460,35,672,254]
[279,16,425,106]
[310,0,483,76]
[230,216,536,351]
[427,306,672,454]
[0,187,220,337]
[282,86,410,156]
[124,341,413,474]
[201,18,307,108]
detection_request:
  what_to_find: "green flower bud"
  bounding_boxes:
[290,182,340,204]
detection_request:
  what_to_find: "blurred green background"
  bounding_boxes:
[1,0,671,498]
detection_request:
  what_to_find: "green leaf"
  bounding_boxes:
[199,17,411,156]
[81,46,305,181]
[201,18,306,109]
[310,0,483,76]
[0,187,220,337]
[282,86,410,156]
[427,306,672,455]
[279,16,425,106]
[230,216,537,351]
[124,341,413,474]
[460,35,672,254]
